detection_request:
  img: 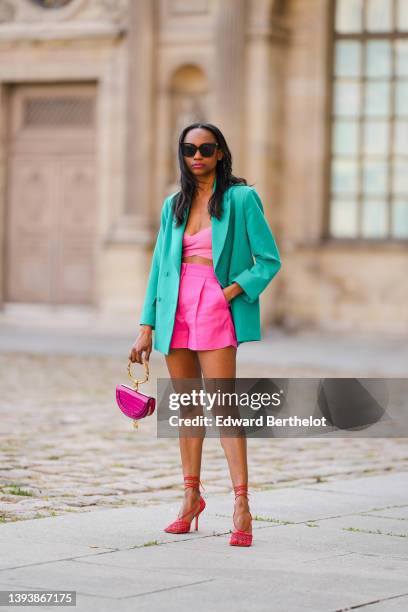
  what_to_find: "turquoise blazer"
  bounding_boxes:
[139,183,282,354]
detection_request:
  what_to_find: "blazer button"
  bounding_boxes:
[165,271,169,276]
[158,297,161,302]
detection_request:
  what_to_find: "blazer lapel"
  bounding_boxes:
[212,188,231,273]
[169,178,231,275]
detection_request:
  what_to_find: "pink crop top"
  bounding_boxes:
[182,225,212,259]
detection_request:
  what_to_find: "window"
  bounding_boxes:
[329,0,408,239]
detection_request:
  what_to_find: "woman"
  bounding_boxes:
[129,122,282,547]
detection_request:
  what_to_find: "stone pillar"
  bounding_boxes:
[244,0,290,329]
[245,0,289,205]
[112,0,155,244]
[215,0,246,171]
[101,0,157,314]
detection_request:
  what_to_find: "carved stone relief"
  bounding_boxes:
[0,0,129,27]
[4,0,127,24]
[11,0,87,22]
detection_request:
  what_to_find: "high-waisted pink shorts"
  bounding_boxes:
[169,262,238,351]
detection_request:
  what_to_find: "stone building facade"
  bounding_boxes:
[0,0,406,336]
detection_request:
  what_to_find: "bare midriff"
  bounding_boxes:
[182,255,213,266]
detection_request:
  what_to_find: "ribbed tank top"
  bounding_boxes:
[182,225,212,259]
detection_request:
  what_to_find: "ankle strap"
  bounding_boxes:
[184,475,205,492]
[233,484,249,499]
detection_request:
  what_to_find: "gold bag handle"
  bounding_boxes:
[127,357,149,390]
[126,357,150,430]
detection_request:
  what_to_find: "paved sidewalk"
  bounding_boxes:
[1,472,408,611]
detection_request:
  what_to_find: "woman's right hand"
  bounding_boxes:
[128,326,152,364]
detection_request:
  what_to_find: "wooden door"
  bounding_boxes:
[5,83,97,305]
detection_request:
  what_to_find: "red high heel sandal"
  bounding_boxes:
[229,484,253,547]
[164,475,206,534]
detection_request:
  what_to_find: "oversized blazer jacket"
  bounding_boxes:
[139,181,282,355]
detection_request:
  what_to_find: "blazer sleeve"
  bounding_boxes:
[230,188,282,304]
[139,197,170,328]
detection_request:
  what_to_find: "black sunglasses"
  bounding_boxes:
[180,142,220,158]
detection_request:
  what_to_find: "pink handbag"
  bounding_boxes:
[115,358,156,429]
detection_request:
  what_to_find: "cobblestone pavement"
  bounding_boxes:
[1,352,407,523]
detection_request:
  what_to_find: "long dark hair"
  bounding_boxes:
[171,122,250,227]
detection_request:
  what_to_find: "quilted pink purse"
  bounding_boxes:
[115,358,156,429]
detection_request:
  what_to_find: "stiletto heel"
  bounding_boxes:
[164,475,206,534]
[229,484,253,547]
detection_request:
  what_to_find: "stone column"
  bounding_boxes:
[244,0,290,328]
[113,0,155,244]
[215,0,246,171]
[101,0,157,314]
[245,0,289,214]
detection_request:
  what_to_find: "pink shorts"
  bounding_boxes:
[169,262,238,351]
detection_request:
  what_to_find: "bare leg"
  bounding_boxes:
[197,346,251,532]
[165,347,204,521]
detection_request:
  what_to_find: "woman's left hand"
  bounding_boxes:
[223,282,243,303]
[222,285,234,303]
